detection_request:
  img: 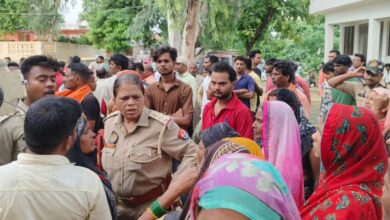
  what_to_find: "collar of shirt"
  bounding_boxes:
[17,153,71,165]
[114,107,150,132]
[237,73,248,81]
[17,98,29,115]
[157,76,181,92]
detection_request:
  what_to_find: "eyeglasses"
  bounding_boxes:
[76,117,87,138]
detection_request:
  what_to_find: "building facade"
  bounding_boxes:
[310,0,390,63]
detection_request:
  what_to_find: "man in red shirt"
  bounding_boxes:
[202,61,253,139]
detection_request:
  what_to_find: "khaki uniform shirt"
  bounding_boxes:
[335,79,386,107]
[0,153,111,220]
[102,107,197,198]
[0,99,28,165]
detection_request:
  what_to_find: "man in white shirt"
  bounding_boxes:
[175,56,198,107]
[0,96,111,220]
[93,53,129,106]
[201,55,219,113]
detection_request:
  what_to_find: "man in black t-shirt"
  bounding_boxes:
[249,49,262,79]
[58,63,101,132]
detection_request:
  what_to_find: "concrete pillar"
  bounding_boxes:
[324,23,335,62]
[381,21,389,61]
[339,25,345,54]
[353,24,359,54]
[367,18,381,61]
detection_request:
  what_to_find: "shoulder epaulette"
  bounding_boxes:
[103,111,120,122]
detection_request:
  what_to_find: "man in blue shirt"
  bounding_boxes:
[233,56,255,109]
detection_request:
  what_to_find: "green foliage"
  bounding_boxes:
[82,0,136,52]
[0,0,29,35]
[236,0,310,54]
[57,35,92,45]
[29,0,64,38]
[83,0,167,52]
[0,0,65,38]
[197,0,240,51]
[261,16,326,75]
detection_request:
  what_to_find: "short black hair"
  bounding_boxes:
[272,60,295,83]
[322,62,334,74]
[97,56,104,60]
[244,58,252,70]
[233,56,246,64]
[128,61,136,71]
[68,63,91,83]
[333,55,352,67]
[24,97,82,154]
[268,88,301,123]
[385,63,390,68]
[212,61,237,82]
[113,74,144,97]
[20,55,58,79]
[153,46,178,62]
[96,67,108,79]
[329,50,341,55]
[206,55,219,64]
[7,62,19,68]
[134,62,144,72]
[71,56,81,63]
[109,54,129,70]
[265,58,277,66]
[354,53,366,64]
[248,49,261,59]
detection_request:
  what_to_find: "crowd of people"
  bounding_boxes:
[1,46,390,220]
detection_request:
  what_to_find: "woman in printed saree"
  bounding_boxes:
[189,153,300,220]
[300,104,388,219]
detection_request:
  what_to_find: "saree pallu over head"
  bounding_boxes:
[189,154,300,220]
[300,104,388,219]
[262,101,304,208]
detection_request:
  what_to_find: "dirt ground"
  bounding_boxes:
[309,87,321,124]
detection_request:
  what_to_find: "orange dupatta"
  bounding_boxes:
[56,84,92,103]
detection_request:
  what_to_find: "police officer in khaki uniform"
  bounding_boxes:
[0,55,57,165]
[0,99,28,165]
[102,75,198,220]
[328,59,386,107]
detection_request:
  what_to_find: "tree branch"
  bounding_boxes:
[246,8,276,55]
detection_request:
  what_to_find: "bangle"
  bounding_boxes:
[150,200,167,218]
[146,207,158,219]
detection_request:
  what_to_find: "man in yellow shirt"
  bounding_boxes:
[245,58,262,113]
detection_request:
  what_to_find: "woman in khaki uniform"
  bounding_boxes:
[102,75,198,220]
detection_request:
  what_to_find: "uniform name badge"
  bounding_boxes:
[105,131,119,148]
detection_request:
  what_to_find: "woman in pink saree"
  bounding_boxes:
[253,101,304,207]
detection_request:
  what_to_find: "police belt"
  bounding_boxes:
[117,175,172,208]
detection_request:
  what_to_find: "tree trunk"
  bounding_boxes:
[245,8,276,55]
[167,8,182,53]
[181,0,202,63]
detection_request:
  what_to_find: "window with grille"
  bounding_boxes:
[344,26,355,55]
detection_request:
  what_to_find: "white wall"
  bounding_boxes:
[315,0,390,63]
[324,0,390,25]
[310,0,366,14]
